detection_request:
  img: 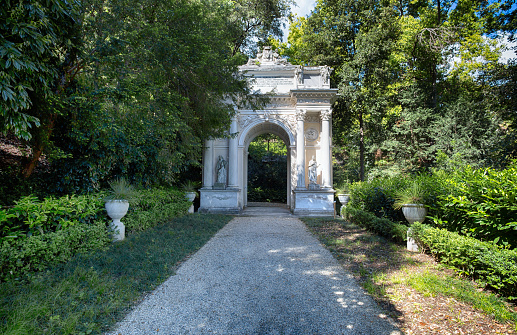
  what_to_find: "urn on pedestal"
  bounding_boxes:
[104,178,136,241]
[394,181,428,252]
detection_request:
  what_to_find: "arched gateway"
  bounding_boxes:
[199,47,338,216]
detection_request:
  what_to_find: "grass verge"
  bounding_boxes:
[302,217,517,334]
[0,214,232,335]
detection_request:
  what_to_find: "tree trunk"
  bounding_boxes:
[359,111,365,181]
[22,114,56,179]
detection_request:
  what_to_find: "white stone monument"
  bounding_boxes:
[198,47,338,216]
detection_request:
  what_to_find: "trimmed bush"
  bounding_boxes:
[411,222,517,300]
[124,188,191,233]
[343,205,408,243]
[0,221,110,282]
[431,164,517,247]
[1,194,106,240]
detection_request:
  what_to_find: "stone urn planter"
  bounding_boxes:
[401,203,427,225]
[185,192,196,213]
[105,200,129,241]
[336,194,351,206]
[182,181,199,214]
[104,178,136,241]
[401,204,427,252]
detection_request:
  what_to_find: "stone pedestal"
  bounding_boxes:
[292,189,335,216]
[198,188,240,214]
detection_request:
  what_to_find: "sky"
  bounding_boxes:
[282,0,316,42]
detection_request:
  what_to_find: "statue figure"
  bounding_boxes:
[295,67,303,84]
[216,156,228,184]
[308,156,318,184]
[320,66,330,85]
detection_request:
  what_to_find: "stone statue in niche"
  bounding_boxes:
[308,155,321,190]
[308,156,318,184]
[215,155,228,187]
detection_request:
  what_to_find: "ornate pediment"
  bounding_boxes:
[246,46,290,66]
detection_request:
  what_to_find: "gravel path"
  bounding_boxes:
[108,217,402,334]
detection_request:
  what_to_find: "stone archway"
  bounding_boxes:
[198,47,338,216]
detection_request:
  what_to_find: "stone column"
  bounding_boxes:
[296,109,307,189]
[321,109,332,188]
[203,139,214,188]
[228,117,239,188]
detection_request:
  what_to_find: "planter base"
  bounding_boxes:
[407,228,419,252]
[111,219,125,241]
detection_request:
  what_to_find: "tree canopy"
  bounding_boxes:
[279,0,517,181]
[0,0,292,196]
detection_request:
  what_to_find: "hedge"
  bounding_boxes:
[343,205,408,243]
[124,188,191,233]
[0,188,191,282]
[411,222,517,300]
[0,221,111,282]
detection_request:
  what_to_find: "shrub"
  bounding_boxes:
[1,194,106,240]
[430,164,517,247]
[343,205,408,243]
[411,222,517,300]
[348,178,407,222]
[0,221,110,282]
[123,188,190,233]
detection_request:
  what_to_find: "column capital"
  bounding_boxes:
[296,109,307,121]
[321,109,332,121]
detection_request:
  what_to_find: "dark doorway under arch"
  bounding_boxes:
[247,133,287,203]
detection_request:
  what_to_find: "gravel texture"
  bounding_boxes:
[108,217,402,335]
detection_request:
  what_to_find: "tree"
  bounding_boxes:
[226,0,294,55]
[0,0,81,140]
[294,0,401,181]
[5,0,295,191]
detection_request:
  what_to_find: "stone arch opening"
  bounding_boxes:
[240,120,294,208]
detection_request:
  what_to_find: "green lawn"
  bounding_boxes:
[0,214,232,335]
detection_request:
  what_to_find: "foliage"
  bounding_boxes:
[105,178,137,202]
[181,180,200,195]
[123,188,191,233]
[334,182,350,194]
[347,178,408,222]
[343,205,408,243]
[0,194,106,240]
[228,0,294,55]
[0,214,231,334]
[0,0,81,140]
[393,180,427,209]
[0,167,51,206]
[431,163,517,247]
[2,0,294,195]
[0,221,110,282]
[247,134,288,203]
[283,0,515,179]
[411,222,517,300]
